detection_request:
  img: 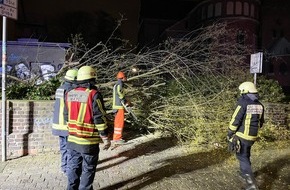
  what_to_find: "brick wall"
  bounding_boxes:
[0,100,58,159]
[286,104,290,128]
[263,102,290,129]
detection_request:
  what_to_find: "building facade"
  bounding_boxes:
[139,0,290,93]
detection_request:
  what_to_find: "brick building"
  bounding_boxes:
[139,0,290,93]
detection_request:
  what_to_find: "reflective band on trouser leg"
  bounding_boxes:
[113,109,125,140]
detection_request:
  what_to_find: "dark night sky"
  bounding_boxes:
[5,0,198,46]
[140,0,196,20]
[7,0,141,45]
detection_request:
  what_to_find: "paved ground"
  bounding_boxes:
[0,133,289,190]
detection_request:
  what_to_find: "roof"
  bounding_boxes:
[1,38,71,48]
[267,37,290,55]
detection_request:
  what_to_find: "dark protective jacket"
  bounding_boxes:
[112,79,125,110]
[229,94,264,142]
[66,82,109,154]
[52,81,75,137]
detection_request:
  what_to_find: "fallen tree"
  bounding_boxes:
[4,22,288,146]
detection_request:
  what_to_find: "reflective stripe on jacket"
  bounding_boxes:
[229,95,264,141]
[113,79,125,110]
[52,82,74,137]
[66,86,108,153]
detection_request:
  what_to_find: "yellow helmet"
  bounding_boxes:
[64,69,78,81]
[77,66,96,81]
[239,82,258,94]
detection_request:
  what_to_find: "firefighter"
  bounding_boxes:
[112,71,129,144]
[65,65,111,190]
[227,81,264,190]
[52,68,78,174]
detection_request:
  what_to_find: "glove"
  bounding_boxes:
[101,137,111,150]
[126,101,132,107]
[228,135,241,154]
[227,130,235,141]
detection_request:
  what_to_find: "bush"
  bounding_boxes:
[257,76,286,103]
[4,77,60,100]
[147,74,289,147]
[259,122,290,141]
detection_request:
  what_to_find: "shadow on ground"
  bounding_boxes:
[99,147,230,190]
[97,136,178,171]
[255,154,290,190]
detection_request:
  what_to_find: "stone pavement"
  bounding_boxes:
[0,133,289,190]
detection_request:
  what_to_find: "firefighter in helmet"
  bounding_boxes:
[52,68,78,174]
[65,65,111,189]
[227,81,264,190]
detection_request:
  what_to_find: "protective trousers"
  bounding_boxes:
[67,148,99,190]
[236,140,254,177]
[59,136,69,174]
[113,109,125,140]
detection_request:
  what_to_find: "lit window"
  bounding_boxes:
[227,2,234,15]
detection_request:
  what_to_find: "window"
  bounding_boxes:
[252,34,257,47]
[208,4,213,18]
[250,4,255,17]
[215,2,222,16]
[227,2,234,15]
[237,30,245,45]
[244,2,249,16]
[202,6,207,20]
[236,1,242,15]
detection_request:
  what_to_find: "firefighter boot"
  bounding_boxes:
[244,174,259,190]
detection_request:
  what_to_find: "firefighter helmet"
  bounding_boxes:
[77,66,96,81]
[239,82,258,94]
[64,69,78,81]
[116,71,126,80]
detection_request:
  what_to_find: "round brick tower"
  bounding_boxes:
[187,0,261,52]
